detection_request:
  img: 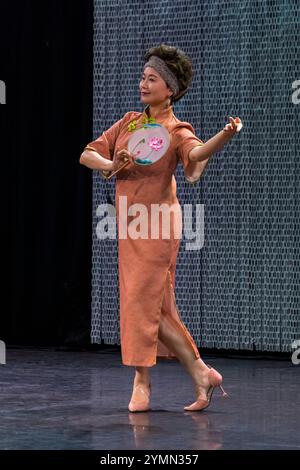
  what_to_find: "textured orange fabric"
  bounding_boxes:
[88,104,204,366]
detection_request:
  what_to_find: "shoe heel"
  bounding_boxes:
[218,384,229,398]
[208,367,229,398]
[208,367,223,387]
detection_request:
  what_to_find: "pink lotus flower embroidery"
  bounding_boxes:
[148,137,164,151]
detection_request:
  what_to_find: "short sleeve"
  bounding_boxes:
[85,112,131,160]
[176,124,207,184]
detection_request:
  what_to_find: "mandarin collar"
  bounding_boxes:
[143,103,174,121]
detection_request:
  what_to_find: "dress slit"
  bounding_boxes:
[155,268,200,362]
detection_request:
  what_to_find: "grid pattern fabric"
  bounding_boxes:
[91,0,300,352]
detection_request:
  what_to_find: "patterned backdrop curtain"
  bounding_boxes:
[91,0,300,352]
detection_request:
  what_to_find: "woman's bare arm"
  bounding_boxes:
[189,116,243,162]
[79,149,113,172]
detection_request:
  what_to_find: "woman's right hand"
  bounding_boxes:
[111,148,136,173]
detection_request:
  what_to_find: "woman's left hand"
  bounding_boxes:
[223,116,243,135]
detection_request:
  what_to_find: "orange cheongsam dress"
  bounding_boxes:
[87,104,205,366]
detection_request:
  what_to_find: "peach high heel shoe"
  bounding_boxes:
[184,365,228,412]
[128,383,151,412]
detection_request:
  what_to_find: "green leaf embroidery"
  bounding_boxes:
[128,115,156,132]
[127,119,137,131]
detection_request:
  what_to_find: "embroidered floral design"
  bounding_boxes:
[130,135,165,165]
[142,116,156,126]
[127,120,137,132]
[148,137,163,151]
[127,115,157,132]
[131,138,146,154]
[127,114,168,165]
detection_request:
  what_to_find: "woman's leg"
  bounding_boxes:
[158,312,211,400]
[134,366,151,386]
[158,265,212,400]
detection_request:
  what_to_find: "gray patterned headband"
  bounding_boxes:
[143,55,180,98]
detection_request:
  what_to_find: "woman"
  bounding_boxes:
[80,44,243,413]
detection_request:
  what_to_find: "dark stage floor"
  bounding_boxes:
[0,347,299,450]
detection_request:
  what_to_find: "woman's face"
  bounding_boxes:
[139,67,173,106]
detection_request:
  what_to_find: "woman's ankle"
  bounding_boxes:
[190,360,211,389]
[134,368,150,386]
[196,358,210,372]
